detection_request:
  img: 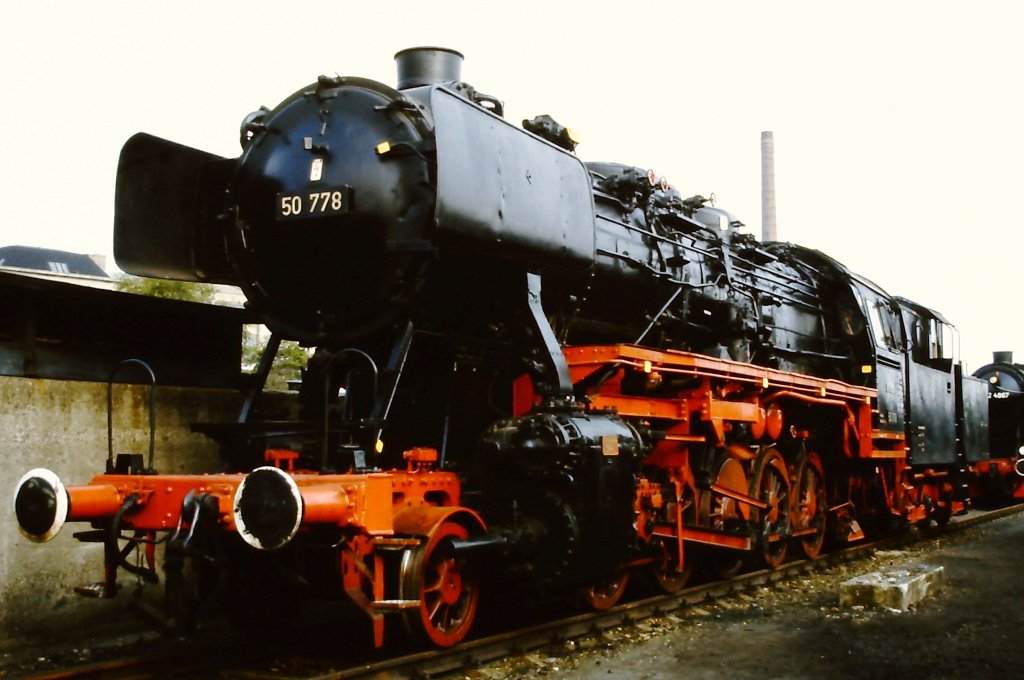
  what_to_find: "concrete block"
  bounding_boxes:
[839,563,944,611]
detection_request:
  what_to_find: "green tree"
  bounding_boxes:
[242,329,311,391]
[115,275,217,304]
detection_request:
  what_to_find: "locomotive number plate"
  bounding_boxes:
[276,186,352,220]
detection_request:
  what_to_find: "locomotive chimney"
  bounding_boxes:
[994,351,1014,364]
[761,131,777,242]
[394,47,464,89]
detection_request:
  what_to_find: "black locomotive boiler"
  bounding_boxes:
[13,47,1011,648]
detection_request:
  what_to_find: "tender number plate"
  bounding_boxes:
[276,187,351,220]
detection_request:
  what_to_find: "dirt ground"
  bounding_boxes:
[466,514,1023,680]
[2,515,1019,679]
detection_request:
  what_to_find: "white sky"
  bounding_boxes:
[1,1,1021,370]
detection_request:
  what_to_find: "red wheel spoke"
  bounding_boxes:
[423,574,442,594]
[427,595,443,622]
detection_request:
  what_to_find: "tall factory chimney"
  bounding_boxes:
[761,131,777,242]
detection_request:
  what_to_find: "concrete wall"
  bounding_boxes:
[0,375,241,649]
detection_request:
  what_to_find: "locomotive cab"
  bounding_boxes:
[895,298,986,467]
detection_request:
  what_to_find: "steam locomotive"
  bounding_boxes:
[971,352,1024,501]
[13,48,1022,648]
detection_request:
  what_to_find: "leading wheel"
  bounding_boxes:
[400,522,480,647]
[749,448,790,568]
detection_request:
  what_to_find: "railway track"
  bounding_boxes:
[14,503,1024,680]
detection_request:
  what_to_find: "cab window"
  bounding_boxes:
[911,316,954,369]
[867,299,899,351]
[929,319,954,363]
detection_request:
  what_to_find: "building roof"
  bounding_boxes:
[0,269,251,387]
[0,245,109,278]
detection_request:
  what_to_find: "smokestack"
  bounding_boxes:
[761,131,777,242]
[394,47,464,90]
